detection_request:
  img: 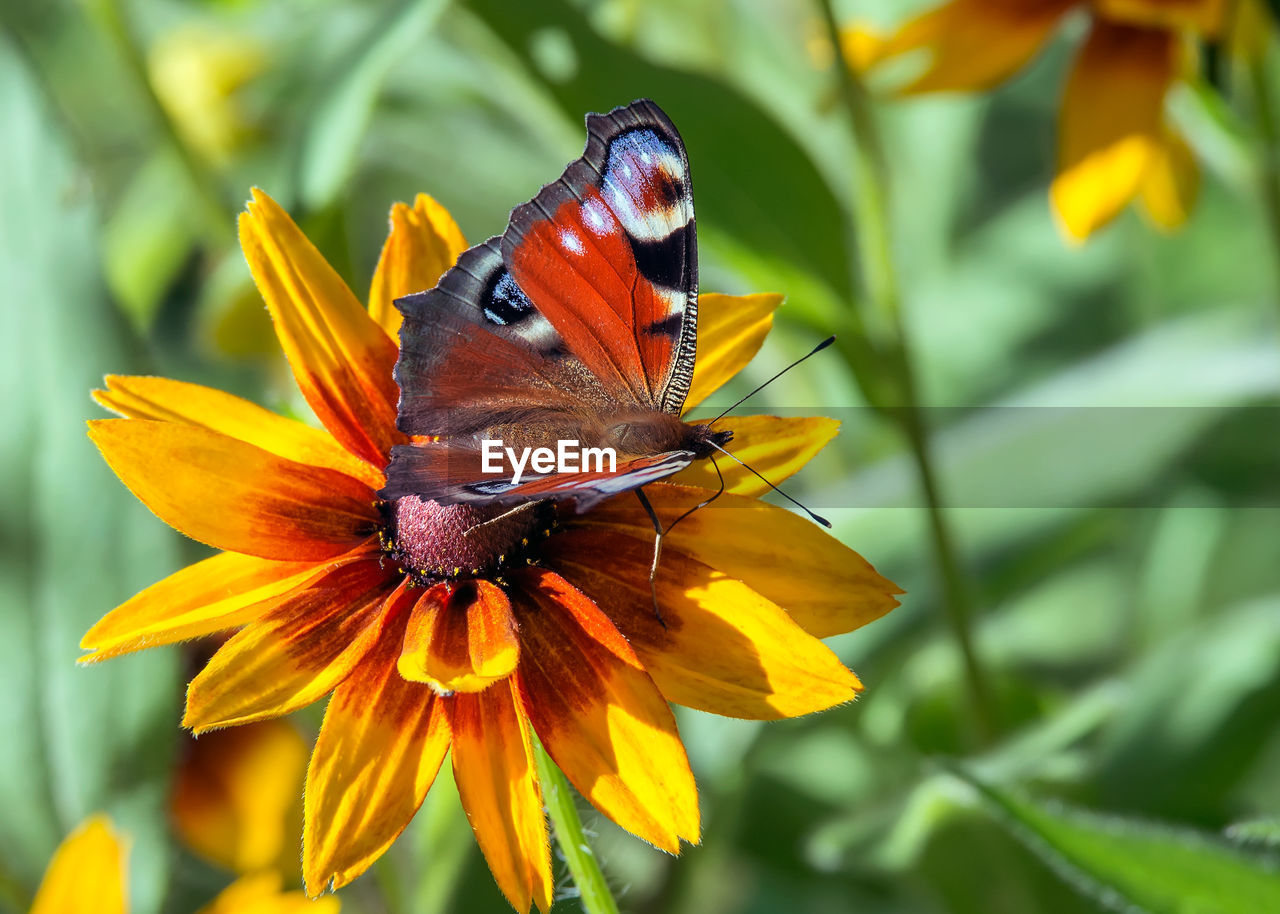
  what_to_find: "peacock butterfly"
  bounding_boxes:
[381,99,733,512]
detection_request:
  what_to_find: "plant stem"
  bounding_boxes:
[536,746,621,914]
[1246,45,1280,299]
[816,0,997,743]
[86,0,232,244]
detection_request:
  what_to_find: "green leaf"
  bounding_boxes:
[0,36,182,914]
[961,773,1280,914]
[299,0,449,210]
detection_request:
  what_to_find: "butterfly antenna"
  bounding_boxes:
[634,459,727,627]
[708,440,831,528]
[710,335,836,424]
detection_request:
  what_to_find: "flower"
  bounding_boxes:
[847,0,1227,241]
[28,815,334,914]
[82,188,902,912]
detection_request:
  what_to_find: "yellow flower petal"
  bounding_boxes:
[197,872,340,914]
[683,293,781,411]
[183,560,395,733]
[579,484,902,639]
[550,530,862,720]
[448,681,552,914]
[305,589,450,893]
[89,419,380,561]
[1094,0,1226,34]
[368,193,468,339]
[855,0,1073,94]
[80,551,323,663]
[31,816,127,914]
[239,189,402,466]
[94,375,383,489]
[171,720,307,875]
[397,580,519,694]
[515,568,699,852]
[1139,129,1200,231]
[669,415,839,496]
[1051,23,1178,242]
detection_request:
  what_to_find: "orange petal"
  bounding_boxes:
[857,0,1072,94]
[550,530,862,720]
[89,418,379,561]
[1139,129,1200,232]
[1094,0,1226,34]
[369,193,468,339]
[171,720,307,875]
[94,375,383,489]
[514,568,699,851]
[577,484,902,639]
[448,682,552,914]
[197,872,340,914]
[30,816,127,914]
[1051,23,1178,242]
[683,293,781,411]
[239,188,403,465]
[80,551,327,662]
[397,580,519,694]
[305,586,450,893]
[183,558,396,733]
[669,415,839,495]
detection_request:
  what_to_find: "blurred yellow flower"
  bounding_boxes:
[28,816,335,914]
[81,188,901,911]
[171,718,308,877]
[847,0,1228,241]
[148,25,264,164]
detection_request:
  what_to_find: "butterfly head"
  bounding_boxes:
[684,423,734,458]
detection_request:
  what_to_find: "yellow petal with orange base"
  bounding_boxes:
[305,586,451,893]
[89,419,379,561]
[80,551,325,662]
[397,580,519,693]
[579,484,902,639]
[30,816,127,914]
[1139,130,1200,231]
[94,375,382,489]
[850,0,1073,94]
[670,415,839,495]
[1094,0,1226,34]
[369,193,469,339]
[184,560,395,732]
[240,189,402,466]
[172,719,307,875]
[1051,24,1178,242]
[197,872,340,914]
[550,530,862,720]
[514,568,699,852]
[683,293,781,411]
[449,682,552,914]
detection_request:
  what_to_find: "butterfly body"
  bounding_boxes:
[383,99,727,513]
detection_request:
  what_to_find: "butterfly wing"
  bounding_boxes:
[386,99,701,508]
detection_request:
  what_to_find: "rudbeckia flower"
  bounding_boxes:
[29,815,334,914]
[846,0,1226,241]
[82,189,901,912]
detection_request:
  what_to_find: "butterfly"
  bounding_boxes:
[381,99,733,514]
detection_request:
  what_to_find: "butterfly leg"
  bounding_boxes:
[633,487,668,630]
[461,500,542,538]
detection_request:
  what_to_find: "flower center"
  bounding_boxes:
[382,496,551,583]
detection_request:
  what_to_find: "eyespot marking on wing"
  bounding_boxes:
[602,128,692,243]
[482,269,535,326]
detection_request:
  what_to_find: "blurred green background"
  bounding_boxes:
[3,0,1280,912]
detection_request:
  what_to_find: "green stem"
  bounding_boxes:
[85,0,232,244]
[536,746,621,914]
[1246,44,1280,299]
[816,0,997,743]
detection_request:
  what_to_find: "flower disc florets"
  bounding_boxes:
[382,496,554,584]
